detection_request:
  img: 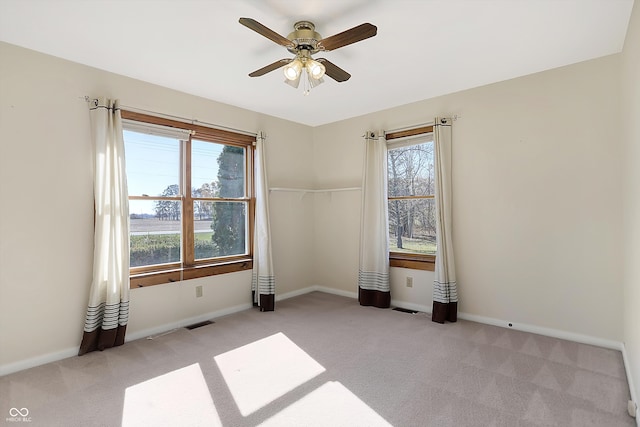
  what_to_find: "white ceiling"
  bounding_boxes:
[0,0,634,126]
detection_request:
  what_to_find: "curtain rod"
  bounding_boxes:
[81,96,257,137]
[362,131,381,138]
[361,121,437,139]
[384,115,459,135]
[385,121,435,135]
[363,116,458,141]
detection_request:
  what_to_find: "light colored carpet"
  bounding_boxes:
[0,291,634,426]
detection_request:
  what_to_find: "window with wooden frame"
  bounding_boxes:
[386,126,436,271]
[122,110,256,288]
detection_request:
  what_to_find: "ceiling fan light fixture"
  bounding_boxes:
[306,59,326,79]
[240,18,375,90]
[283,59,302,81]
[284,74,301,89]
[307,75,324,89]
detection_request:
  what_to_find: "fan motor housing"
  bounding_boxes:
[287,21,322,54]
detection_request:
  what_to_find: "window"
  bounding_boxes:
[386,126,436,271]
[122,110,255,287]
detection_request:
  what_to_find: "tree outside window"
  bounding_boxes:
[122,110,255,287]
[387,132,436,264]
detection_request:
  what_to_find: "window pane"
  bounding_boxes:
[130,200,182,267]
[388,199,436,255]
[194,201,247,260]
[192,140,246,199]
[387,142,434,197]
[124,130,181,197]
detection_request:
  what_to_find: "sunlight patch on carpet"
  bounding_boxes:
[214,332,326,416]
[258,381,393,427]
[122,363,221,427]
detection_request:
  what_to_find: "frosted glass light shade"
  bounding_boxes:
[283,59,303,81]
[306,59,326,79]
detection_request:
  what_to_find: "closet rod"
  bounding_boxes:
[269,187,361,193]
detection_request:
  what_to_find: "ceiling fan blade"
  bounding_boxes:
[317,23,377,51]
[239,18,294,48]
[316,59,351,82]
[248,59,291,77]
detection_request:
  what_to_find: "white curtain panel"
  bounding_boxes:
[79,98,130,355]
[358,132,391,308]
[432,117,458,323]
[252,132,276,311]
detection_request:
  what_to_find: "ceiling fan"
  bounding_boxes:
[239,17,377,93]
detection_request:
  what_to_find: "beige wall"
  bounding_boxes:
[0,42,314,370]
[0,32,632,377]
[312,54,624,342]
[622,0,640,415]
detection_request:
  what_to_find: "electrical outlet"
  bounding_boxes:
[406,277,413,288]
[196,285,203,298]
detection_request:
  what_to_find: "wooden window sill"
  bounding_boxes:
[389,254,435,271]
[130,258,253,288]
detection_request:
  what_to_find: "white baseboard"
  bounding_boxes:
[1,285,629,386]
[126,302,253,342]
[313,285,358,299]
[311,287,433,316]
[390,299,431,313]
[0,302,255,376]
[457,311,622,351]
[0,347,78,377]
[311,287,625,351]
[0,290,320,376]
[130,286,354,349]
[276,286,318,301]
[621,343,639,425]
[277,285,359,301]
[291,288,636,426]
